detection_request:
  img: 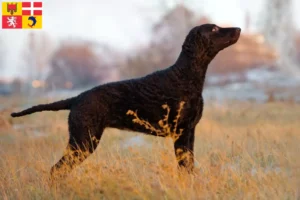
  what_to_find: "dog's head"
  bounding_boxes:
[183,24,241,58]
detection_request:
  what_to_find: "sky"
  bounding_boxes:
[1,0,300,78]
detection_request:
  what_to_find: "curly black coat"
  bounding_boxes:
[11,24,241,178]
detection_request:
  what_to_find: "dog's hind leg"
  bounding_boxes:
[174,128,195,173]
[50,111,105,180]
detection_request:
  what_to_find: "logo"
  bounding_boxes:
[28,16,36,28]
[2,2,43,29]
[7,3,17,15]
[6,16,17,27]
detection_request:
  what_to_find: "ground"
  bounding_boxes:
[0,96,299,199]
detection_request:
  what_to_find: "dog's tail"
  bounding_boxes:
[11,97,76,118]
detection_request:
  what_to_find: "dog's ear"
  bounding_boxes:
[182,28,209,57]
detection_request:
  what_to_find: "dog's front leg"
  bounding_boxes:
[174,128,195,172]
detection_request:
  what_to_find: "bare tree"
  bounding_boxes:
[260,0,300,76]
[0,37,5,73]
[46,40,117,90]
[121,3,198,79]
[22,32,54,93]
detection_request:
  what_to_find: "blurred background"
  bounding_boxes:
[1,0,300,104]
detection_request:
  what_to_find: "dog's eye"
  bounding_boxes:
[212,26,219,32]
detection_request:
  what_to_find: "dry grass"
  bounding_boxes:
[0,97,299,200]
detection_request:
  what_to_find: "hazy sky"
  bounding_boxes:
[1,0,300,78]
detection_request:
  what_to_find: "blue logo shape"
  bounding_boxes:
[28,16,37,28]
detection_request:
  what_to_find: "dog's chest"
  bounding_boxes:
[178,95,204,127]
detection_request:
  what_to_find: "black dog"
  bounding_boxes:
[11,24,241,177]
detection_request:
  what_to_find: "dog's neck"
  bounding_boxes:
[171,49,217,91]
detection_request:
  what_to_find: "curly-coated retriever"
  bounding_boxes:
[11,24,241,178]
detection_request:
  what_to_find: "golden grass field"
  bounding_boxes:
[0,96,299,200]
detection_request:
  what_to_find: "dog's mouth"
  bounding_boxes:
[231,28,241,43]
[214,27,241,50]
[226,28,241,45]
[222,39,236,46]
[224,33,240,45]
[224,38,239,45]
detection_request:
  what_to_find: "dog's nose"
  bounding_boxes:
[230,28,241,37]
